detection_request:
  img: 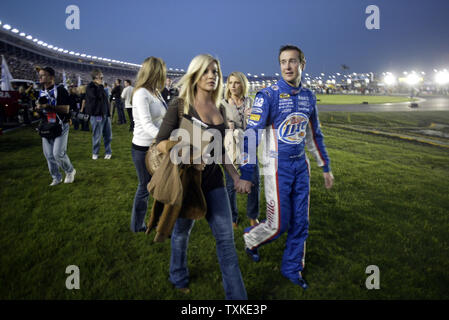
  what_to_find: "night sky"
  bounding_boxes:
[1,0,448,76]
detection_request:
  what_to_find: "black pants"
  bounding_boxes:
[126,108,134,131]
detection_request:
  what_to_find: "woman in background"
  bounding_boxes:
[130,57,167,233]
[221,71,260,228]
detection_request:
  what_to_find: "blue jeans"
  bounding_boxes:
[130,147,151,232]
[42,122,74,180]
[224,168,260,223]
[169,187,247,300]
[90,116,112,156]
[112,100,126,124]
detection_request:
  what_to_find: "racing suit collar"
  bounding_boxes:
[278,78,302,95]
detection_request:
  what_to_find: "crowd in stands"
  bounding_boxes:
[2,53,136,87]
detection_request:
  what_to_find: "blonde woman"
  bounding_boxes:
[130,57,167,233]
[221,72,260,228]
[155,54,247,300]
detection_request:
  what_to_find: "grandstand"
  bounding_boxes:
[0,23,185,86]
[1,19,447,96]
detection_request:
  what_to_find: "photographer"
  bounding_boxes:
[36,67,76,186]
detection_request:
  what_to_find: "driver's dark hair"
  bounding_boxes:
[278,44,306,64]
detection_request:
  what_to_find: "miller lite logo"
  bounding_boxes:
[278,112,308,144]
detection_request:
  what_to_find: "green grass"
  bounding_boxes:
[316,94,415,105]
[1,114,448,300]
[249,94,415,105]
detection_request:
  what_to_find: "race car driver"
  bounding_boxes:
[235,44,334,289]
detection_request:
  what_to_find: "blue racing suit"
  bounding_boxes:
[240,78,331,280]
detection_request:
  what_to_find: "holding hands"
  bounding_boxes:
[235,178,252,194]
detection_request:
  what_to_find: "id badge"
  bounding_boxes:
[47,112,57,123]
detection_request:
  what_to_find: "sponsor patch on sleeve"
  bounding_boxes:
[250,107,264,114]
[253,97,264,107]
[250,114,261,121]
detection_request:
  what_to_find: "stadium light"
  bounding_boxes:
[26,35,32,40]
[384,74,397,86]
[3,24,11,30]
[435,71,449,85]
[406,73,420,86]
[33,38,38,42]
[11,28,19,33]
[48,45,53,49]
[261,73,265,76]
[63,50,69,53]
[19,32,26,37]
[42,43,48,47]
[247,73,251,76]
[37,40,43,45]
[58,48,63,52]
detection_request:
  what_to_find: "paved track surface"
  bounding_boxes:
[317,96,449,112]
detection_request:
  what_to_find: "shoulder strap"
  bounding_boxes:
[176,98,184,121]
[219,104,229,128]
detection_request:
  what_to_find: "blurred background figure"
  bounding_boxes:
[111,79,126,124]
[221,71,259,228]
[121,79,134,131]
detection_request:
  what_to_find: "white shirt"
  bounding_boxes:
[121,85,134,108]
[132,87,167,147]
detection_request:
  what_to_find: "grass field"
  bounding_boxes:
[1,112,448,300]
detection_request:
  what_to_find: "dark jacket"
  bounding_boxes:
[85,82,110,116]
[110,85,123,102]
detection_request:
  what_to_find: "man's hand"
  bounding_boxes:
[323,171,334,189]
[235,179,252,194]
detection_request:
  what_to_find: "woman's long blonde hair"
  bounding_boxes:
[131,56,166,105]
[225,71,248,100]
[176,54,223,114]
